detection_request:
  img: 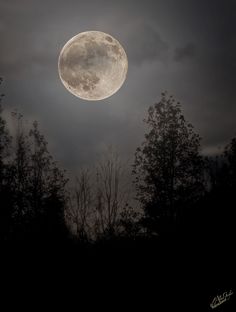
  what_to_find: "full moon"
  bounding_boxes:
[58,31,128,101]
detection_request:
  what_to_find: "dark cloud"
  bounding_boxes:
[0,0,235,170]
[174,43,196,62]
[125,23,169,65]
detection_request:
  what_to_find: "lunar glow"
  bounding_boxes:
[58,31,128,100]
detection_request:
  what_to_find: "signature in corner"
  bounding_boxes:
[210,290,233,309]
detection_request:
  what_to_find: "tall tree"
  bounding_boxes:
[133,92,205,234]
[66,169,93,242]
[94,147,131,239]
[11,112,31,230]
[0,78,12,239]
[0,78,68,242]
[28,121,69,240]
[224,137,236,190]
[0,78,11,185]
[9,114,69,241]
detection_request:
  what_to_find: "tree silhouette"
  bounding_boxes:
[10,112,32,236]
[66,169,93,242]
[205,137,236,199]
[119,204,141,239]
[197,137,236,258]
[0,78,13,240]
[66,147,133,241]
[224,137,236,190]
[1,72,234,272]
[27,120,69,241]
[0,83,69,242]
[94,147,131,239]
[133,92,205,235]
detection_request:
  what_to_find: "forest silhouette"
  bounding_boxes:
[1,77,235,309]
[0,78,235,249]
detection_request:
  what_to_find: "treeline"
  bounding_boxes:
[0,78,68,242]
[0,78,235,247]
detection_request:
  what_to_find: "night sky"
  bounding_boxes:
[0,0,235,171]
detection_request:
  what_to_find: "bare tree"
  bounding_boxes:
[65,148,133,241]
[94,147,131,238]
[66,169,93,241]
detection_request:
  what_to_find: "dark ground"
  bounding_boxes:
[1,221,234,311]
[1,185,235,311]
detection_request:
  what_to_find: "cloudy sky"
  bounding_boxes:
[0,0,235,172]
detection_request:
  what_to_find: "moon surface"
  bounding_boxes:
[58,31,128,101]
